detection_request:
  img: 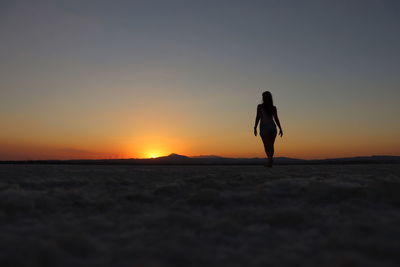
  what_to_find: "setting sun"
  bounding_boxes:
[144,151,165,159]
[130,134,189,159]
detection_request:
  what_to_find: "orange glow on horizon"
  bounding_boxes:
[1,115,399,161]
[143,150,167,159]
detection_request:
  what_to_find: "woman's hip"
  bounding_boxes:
[260,122,277,136]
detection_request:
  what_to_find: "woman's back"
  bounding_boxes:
[258,104,276,124]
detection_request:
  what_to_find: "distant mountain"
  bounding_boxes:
[191,155,226,159]
[310,155,400,164]
[1,154,399,165]
[147,153,191,164]
[157,153,190,160]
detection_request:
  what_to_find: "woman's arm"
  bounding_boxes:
[254,105,261,136]
[273,107,283,137]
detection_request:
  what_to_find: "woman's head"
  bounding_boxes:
[262,91,274,114]
[262,91,273,104]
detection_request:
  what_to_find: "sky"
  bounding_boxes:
[0,0,399,160]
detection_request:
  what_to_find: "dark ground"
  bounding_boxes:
[0,164,400,267]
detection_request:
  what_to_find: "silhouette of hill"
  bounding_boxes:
[1,154,399,165]
[157,153,190,160]
[192,155,225,159]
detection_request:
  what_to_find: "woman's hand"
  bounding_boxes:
[279,129,283,137]
[254,127,257,136]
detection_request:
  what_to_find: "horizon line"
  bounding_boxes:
[0,154,399,162]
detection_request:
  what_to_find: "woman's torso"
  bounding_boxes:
[259,105,276,125]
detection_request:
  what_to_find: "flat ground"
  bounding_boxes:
[0,164,400,267]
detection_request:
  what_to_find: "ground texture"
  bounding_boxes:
[0,164,400,267]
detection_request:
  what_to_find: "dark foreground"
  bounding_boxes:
[0,164,400,267]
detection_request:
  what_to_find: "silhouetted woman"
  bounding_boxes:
[254,91,283,167]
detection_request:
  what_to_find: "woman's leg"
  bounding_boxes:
[261,133,277,167]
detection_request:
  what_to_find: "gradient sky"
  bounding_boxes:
[1,0,399,160]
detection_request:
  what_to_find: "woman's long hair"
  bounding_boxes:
[262,91,274,115]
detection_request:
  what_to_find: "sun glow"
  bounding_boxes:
[144,151,165,159]
[131,133,187,159]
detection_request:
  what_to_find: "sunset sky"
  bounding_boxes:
[1,0,399,160]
